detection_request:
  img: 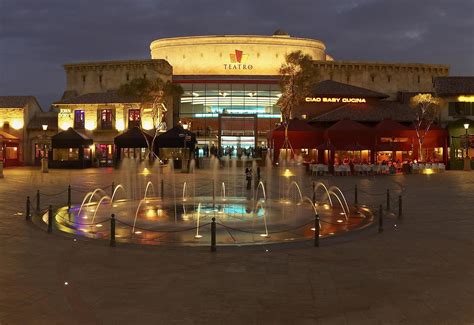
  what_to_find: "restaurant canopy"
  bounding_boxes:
[271,119,324,149]
[51,128,92,148]
[114,127,153,148]
[154,125,197,149]
[0,130,19,143]
[324,119,373,149]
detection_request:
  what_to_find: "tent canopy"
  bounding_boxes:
[325,119,373,148]
[114,127,153,148]
[154,125,197,149]
[51,128,92,148]
[271,119,324,149]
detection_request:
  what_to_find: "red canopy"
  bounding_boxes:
[271,119,324,149]
[324,119,374,149]
[375,119,411,137]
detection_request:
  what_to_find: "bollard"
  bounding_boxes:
[211,217,216,252]
[26,196,31,221]
[67,185,71,211]
[160,179,164,199]
[386,189,390,211]
[0,160,4,178]
[312,182,316,203]
[111,181,115,197]
[36,189,40,211]
[314,214,320,247]
[378,204,383,233]
[398,195,402,220]
[47,205,53,233]
[354,184,358,205]
[110,214,116,247]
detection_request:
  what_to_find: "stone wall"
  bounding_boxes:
[63,60,172,97]
[315,61,450,99]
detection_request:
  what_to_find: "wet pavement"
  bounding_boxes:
[0,166,473,324]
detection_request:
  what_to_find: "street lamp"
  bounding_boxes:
[463,123,470,171]
[41,124,49,173]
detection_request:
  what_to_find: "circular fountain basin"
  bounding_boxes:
[44,197,373,246]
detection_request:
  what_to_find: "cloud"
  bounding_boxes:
[0,0,473,108]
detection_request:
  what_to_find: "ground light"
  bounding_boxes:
[281,169,295,177]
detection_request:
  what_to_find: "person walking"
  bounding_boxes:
[245,167,253,190]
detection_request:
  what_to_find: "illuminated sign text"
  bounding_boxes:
[305,97,367,103]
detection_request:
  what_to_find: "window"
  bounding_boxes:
[53,148,79,161]
[128,109,141,128]
[99,109,113,129]
[74,110,85,129]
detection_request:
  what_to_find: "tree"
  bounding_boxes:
[277,51,319,160]
[409,93,443,162]
[118,77,183,158]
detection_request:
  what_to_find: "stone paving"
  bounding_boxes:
[0,166,473,324]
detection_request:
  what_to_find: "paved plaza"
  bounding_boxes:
[0,166,473,324]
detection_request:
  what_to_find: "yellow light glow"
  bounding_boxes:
[85,120,96,130]
[458,95,474,102]
[337,219,344,223]
[116,120,125,131]
[281,169,295,177]
[11,119,24,130]
[60,121,72,130]
[142,168,151,176]
[142,119,154,130]
[422,168,434,175]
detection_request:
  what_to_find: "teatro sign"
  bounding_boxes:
[305,97,367,103]
[224,49,253,71]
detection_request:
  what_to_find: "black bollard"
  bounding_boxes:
[47,205,53,233]
[398,195,402,220]
[354,185,358,205]
[160,179,164,199]
[312,182,316,203]
[26,196,31,221]
[378,204,383,233]
[67,185,71,211]
[111,181,115,197]
[211,217,216,252]
[386,189,390,211]
[110,214,116,247]
[314,214,320,247]
[36,189,40,211]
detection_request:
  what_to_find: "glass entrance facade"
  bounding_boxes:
[178,82,281,150]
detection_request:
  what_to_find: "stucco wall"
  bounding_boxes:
[150,35,328,75]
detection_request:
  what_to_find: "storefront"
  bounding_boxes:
[0,130,20,167]
[154,125,197,169]
[50,128,93,168]
[114,127,153,162]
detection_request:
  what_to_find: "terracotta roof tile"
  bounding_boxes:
[311,80,389,98]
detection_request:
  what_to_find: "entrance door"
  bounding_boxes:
[218,114,257,157]
[96,144,114,167]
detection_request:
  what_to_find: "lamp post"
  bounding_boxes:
[41,124,49,173]
[463,123,470,171]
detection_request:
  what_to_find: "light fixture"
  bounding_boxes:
[182,123,189,130]
[464,123,470,130]
[42,124,48,131]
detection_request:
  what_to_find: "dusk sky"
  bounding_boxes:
[1,0,473,109]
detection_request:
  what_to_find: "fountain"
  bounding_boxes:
[44,161,374,246]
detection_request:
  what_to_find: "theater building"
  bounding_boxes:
[51,31,450,165]
[150,32,448,153]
